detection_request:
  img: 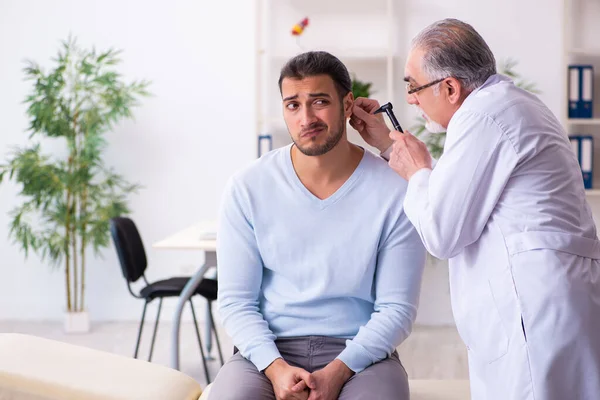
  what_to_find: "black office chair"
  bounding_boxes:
[109,216,224,383]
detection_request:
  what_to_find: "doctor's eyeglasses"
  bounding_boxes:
[406,78,446,95]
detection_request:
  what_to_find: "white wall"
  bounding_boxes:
[0,0,256,321]
[0,0,567,326]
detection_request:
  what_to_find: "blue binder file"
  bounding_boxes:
[258,134,272,157]
[581,135,594,188]
[568,65,594,119]
[581,66,594,118]
[569,135,594,189]
[569,66,580,118]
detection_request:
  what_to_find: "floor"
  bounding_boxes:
[0,320,469,387]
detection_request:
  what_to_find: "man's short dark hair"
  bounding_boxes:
[278,51,352,101]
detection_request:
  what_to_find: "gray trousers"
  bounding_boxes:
[208,336,409,400]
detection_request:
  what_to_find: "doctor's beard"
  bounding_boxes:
[415,106,446,134]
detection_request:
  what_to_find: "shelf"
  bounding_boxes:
[259,116,285,125]
[567,119,600,125]
[265,48,397,62]
[569,48,600,56]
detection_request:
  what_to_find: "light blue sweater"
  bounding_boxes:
[216,144,426,373]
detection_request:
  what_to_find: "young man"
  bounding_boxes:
[209,51,426,400]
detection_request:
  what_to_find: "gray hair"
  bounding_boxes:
[411,18,496,92]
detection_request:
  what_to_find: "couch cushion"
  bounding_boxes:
[0,333,203,400]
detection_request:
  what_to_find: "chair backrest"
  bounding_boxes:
[109,217,148,283]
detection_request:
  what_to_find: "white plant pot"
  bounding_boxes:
[64,311,90,333]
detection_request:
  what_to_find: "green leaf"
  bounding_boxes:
[0,35,150,294]
[351,74,373,99]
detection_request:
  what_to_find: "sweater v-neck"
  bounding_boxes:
[284,144,367,210]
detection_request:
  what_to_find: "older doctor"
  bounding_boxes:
[351,18,600,400]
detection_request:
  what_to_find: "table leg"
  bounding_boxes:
[205,302,214,360]
[204,266,218,360]
[170,251,217,370]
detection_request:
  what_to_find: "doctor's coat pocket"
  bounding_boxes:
[461,273,510,364]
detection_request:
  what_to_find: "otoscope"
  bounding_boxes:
[374,102,403,133]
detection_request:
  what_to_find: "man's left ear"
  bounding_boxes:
[445,78,462,105]
[344,92,354,118]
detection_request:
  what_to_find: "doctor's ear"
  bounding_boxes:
[444,78,463,105]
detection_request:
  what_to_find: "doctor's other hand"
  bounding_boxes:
[350,97,393,153]
[388,130,432,181]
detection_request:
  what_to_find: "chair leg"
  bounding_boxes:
[134,300,149,359]
[189,299,211,384]
[148,298,163,362]
[207,301,224,366]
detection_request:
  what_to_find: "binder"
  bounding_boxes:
[570,135,579,159]
[569,66,580,118]
[568,65,594,119]
[258,134,272,157]
[581,66,594,118]
[569,135,594,189]
[581,135,593,188]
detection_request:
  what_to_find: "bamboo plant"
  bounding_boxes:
[0,37,150,314]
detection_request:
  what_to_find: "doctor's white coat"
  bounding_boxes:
[404,74,600,399]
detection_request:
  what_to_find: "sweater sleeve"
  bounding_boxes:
[216,176,281,371]
[336,208,426,372]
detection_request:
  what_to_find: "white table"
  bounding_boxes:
[152,221,217,371]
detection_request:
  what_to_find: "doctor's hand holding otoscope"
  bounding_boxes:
[350,98,433,181]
